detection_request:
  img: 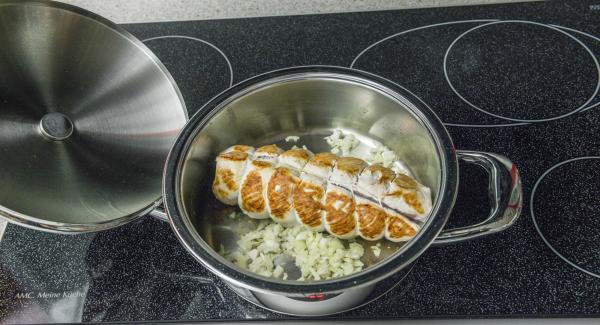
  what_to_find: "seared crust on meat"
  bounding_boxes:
[392,174,418,189]
[237,145,282,219]
[256,144,281,155]
[219,151,248,161]
[213,147,253,205]
[356,203,386,240]
[281,148,312,161]
[229,145,254,153]
[279,148,313,171]
[386,214,417,240]
[325,190,356,236]
[302,153,339,180]
[213,143,432,242]
[292,181,324,228]
[386,176,425,215]
[308,152,338,168]
[252,160,272,168]
[217,168,236,191]
[335,157,367,175]
[363,164,395,184]
[267,167,298,220]
[240,171,265,213]
[382,171,432,220]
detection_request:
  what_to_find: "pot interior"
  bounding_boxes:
[177,74,442,282]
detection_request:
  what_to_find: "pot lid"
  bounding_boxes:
[0,1,188,232]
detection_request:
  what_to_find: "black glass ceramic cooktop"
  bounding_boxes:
[2,0,600,323]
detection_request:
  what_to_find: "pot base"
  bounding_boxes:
[226,262,415,316]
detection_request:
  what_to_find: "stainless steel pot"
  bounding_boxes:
[163,66,523,315]
[0,0,187,232]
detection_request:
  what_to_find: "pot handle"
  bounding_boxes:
[148,203,169,222]
[433,150,522,244]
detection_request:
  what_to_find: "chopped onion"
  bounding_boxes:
[324,130,405,172]
[324,129,359,156]
[224,221,365,281]
[285,136,300,143]
[367,142,398,168]
[289,144,308,151]
[370,244,381,257]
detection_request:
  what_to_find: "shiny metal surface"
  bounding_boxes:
[0,1,187,232]
[189,124,432,274]
[0,220,6,242]
[434,151,522,244]
[163,66,522,314]
[148,203,169,221]
[165,66,458,296]
[39,112,74,141]
[231,263,415,317]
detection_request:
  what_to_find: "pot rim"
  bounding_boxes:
[164,65,458,295]
[0,0,188,233]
